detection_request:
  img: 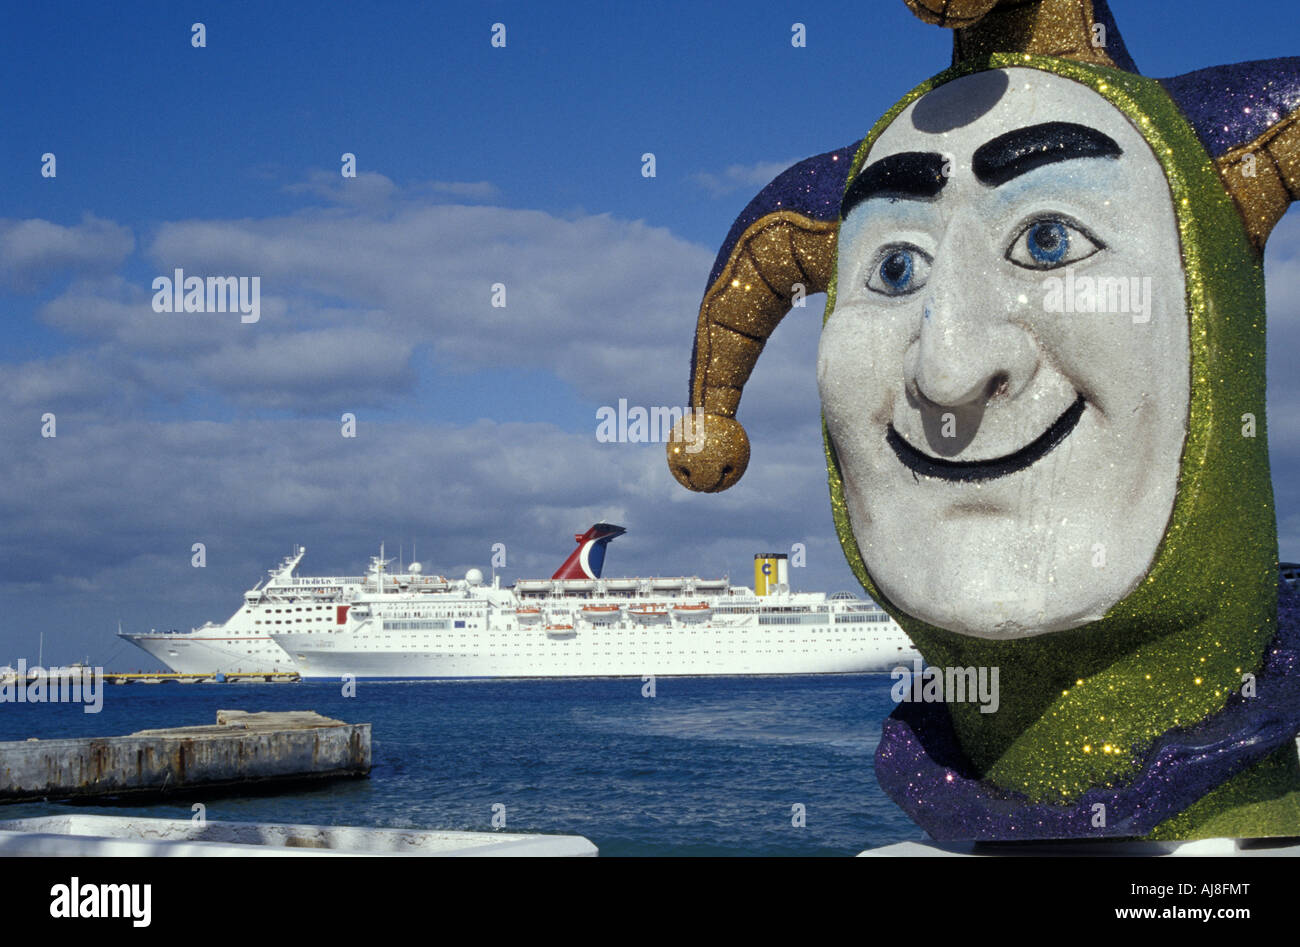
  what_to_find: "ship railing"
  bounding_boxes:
[268,576,366,588]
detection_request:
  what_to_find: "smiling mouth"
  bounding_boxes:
[886,395,1087,483]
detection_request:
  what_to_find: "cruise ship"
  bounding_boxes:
[121,525,918,678]
[118,547,362,675]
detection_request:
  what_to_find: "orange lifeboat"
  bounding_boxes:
[629,605,669,624]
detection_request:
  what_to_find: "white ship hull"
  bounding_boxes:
[274,624,916,679]
[120,633,296,675]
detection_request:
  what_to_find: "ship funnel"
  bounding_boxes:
[552,524,627,580]
[754,553,788,596]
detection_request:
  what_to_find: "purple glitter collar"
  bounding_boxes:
[874,582,1300,841]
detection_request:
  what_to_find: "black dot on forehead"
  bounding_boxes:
[911,70,1012,134]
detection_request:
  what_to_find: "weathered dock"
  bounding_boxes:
[0,709,369,803]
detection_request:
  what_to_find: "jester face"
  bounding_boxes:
[818,69,1190,638]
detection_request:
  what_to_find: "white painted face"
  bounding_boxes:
[818,68,1189,639]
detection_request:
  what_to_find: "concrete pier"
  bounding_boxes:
[0,815,597,856]
[0,710,369,802]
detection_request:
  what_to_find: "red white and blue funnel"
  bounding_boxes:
[551,524,627,580]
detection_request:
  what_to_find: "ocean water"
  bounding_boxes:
[0,674,924,856]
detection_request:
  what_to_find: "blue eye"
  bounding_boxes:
[1026,221,1068,264]
[867,245,931,296]
[1007,216,1103,270]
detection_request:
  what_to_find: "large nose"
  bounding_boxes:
[905,224,1037,409]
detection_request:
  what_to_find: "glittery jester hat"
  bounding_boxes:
[666,0,1300,840]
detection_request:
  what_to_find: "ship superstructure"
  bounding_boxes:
[118,547,364,675]
[122,526,919,678]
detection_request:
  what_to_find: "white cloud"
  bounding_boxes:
[283,169,398,209]
[22,177,829,432]
[183,327,417,409]
[0,349,127,411]
[283,170,501,209]
[419,180,502,201]
[0,214,134,290]
[137,202,717,409]
[691,159,799,198]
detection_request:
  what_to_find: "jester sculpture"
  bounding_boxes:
[666,0,1300,840]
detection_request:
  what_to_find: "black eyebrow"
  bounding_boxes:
[840,152,948,218]
[972,121,1122,187]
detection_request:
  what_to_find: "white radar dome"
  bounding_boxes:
[466,568,484,586]
[409,562,423,574]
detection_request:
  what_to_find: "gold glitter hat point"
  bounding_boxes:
[906,0,1128,71]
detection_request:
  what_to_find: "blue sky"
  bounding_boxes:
[2,1,1299,666]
